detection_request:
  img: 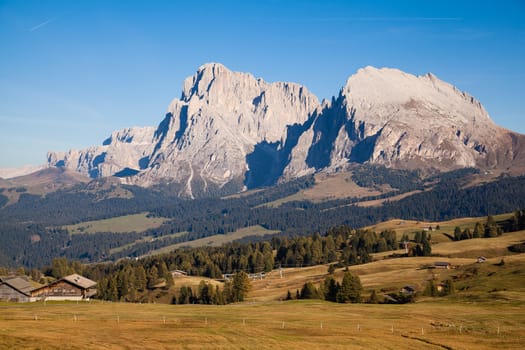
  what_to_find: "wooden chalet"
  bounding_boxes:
[400,285,418,295]
[0,276,36,302]
[477,256,488,263]
[170,269,188,278]
[31,273,97,301]
[434,261,452,269]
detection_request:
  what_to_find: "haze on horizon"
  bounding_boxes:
[0,0,524,168]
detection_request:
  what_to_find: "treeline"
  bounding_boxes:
[84,224,402,303]
[453,210,525,241]
[2,170,525,268]
[289,270,363,304]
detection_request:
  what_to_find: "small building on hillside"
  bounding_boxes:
[477,256,487,263]
[31,274,97,301]
[0,276,36,302]
[434,261,452,269]
[400,285,418,295]
[170,270,188,278]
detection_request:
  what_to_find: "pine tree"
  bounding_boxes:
[367,289,380,304]
[147,265,159,289]
[117,269,129,299]
[300,282,319,299]
[134,266,147,291]
[108,276,119,302]
[454,226,462,241]
[178,286,191,304]
[473,222,483,238]
[422,238,432,256]
[231,271,251,302]
[424,280,437,297]
[214,285,225,305]
[322,276,339,302]
[440,279,455,296]
[337,271,362,303]
[222,281,233,304]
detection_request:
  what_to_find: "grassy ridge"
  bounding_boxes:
[146,225,280,256]
[64,213,167,234]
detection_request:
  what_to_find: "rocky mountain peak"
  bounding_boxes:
[43,63,525,197]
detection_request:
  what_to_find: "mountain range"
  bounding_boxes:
[22,63,525,197]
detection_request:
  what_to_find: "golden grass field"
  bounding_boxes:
[1,225,524,349]
[64,213,167,235]
[261,171,392,207]
[0,299,523,349]
[147,225,280,256]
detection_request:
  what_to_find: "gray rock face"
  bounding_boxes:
[47,126,156,178]
[46,64,525,197]
[283,66,524,179]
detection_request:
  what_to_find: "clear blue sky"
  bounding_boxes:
[1,0,524,167]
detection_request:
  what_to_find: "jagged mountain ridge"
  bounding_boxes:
[46,63,525,197]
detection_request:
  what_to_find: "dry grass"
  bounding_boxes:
[0,300,523,349]
[259,171,393,208]
[146,225,280,255]
[365,213,513,243]
[355,190,424,207]
[430,230,525,258]
[64,213,168,235]
[1,231,525,349]
[303,172,391,201]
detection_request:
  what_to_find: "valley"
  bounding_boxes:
[1,228,524,349]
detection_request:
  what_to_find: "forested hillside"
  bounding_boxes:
[1,168,525,268]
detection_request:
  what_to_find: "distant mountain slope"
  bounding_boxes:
[45,64,525,197]
[0,164,45,179]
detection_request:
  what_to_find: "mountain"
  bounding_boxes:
[283,67,525,179]
[47,126,156,179]
[0,164,46,179]
[45,63,525,197]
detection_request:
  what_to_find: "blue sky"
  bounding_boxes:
[1,0,524,167]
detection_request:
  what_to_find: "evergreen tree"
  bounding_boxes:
[134,265,147,291]
[473,222,483,238]
[231,271,251,302]
[336,271,362,303]
[178,286,192,304]
[108,276,119,302]
[424,280,437,297]
[51,257,71,279]
[222,281,233,304]
[117,269,129,299]
[422,238,432,256]
[300,282,319,299]
[147,265,159,289]
[367,289,380,304]
[454,226,462,241]
[484,215,500,237]
[214,285,225,305]
[440,279,455,296]
[461,228,472,240]
[322,276,339,302]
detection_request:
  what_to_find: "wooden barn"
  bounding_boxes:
[31,274,97,301]
[0,276,35,302]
